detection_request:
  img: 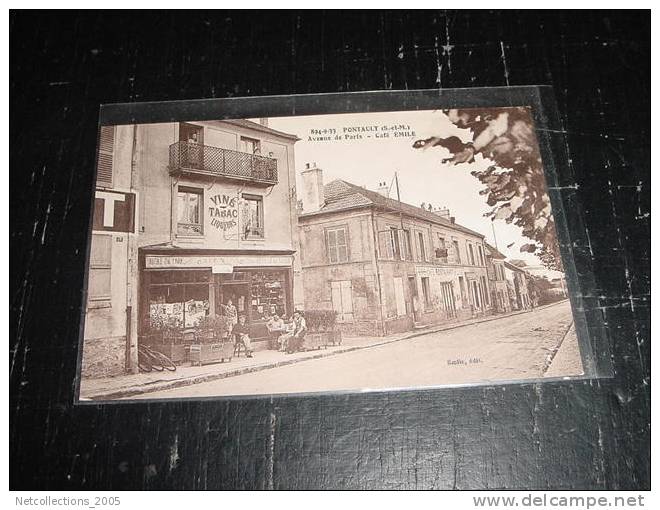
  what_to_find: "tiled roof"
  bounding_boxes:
[504,261,529,273]
[484,242,507,260]
[301,179,485,238]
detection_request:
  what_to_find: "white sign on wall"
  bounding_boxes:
[145,255,292,269]
[415,266,457,280]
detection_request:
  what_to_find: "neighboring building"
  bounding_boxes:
[485,243,511,314]
[504,261,532,311]
[521,262,568,300]
[82,125,139,379]
[82,119,303,378]
[549,276,568,297]
[297,166,492,336]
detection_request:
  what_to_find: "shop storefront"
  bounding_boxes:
[139,250,294,343]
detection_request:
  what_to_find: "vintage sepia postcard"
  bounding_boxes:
[77,102,586,402]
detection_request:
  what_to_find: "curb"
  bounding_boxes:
[541,319,576,376]
[87,299,570,400]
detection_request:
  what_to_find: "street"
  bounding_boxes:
[132,300,582,399]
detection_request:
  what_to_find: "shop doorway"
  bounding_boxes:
[440,282,457,318]
[408,276,419,321]
[216,281,250,322]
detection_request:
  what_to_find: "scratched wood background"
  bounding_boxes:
[10,11,649,489]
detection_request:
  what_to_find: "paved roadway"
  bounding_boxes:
[134,300,581,399]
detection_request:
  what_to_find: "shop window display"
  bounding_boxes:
[250,270,287,320]
[148,270,210,328]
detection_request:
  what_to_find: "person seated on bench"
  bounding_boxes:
[286,310,307,354]
[266,313,285,350]
[277,316,295,352]
[232,314,253,358]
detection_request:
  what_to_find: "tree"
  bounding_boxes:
[413,108,563,271]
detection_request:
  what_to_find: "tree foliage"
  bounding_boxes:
[413,107,562,271]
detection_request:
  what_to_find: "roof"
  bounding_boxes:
[217,119,300,141]
[300,179,484,238]
[484,242,507,260]
[504,261,529,273]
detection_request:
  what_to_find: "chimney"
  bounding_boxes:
[377,181,389,197]
[434,207,451,219]
[259,117,269,127]
[301,162,324,212]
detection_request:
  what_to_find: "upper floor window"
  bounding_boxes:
[418,232,427,262]
[243,194,264,238]
[378,230,395,260]
[177,186,203,236]
[179,123,204,169]
[378,227,411,261]
[452,239,461,264]
[478,245,485,266]
[326,226,349,264]
[180,122,203,144]
[468,243,476,265]
[435,235,448,262]
[399,228,412,261]
[240,136,261,156]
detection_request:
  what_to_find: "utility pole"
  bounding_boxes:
[491,221,499,250]
[394,171,404,231]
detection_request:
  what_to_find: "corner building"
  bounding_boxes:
[82,119,303,377]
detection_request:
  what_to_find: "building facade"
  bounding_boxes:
[82,125,139,379]
[504,261,532,311]
[82,119,303,378]
[298,168,492,336]
[485,243,512,314]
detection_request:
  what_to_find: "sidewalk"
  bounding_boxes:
[544,322,583,378]
[79,300,570,401]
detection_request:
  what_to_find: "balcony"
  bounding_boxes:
[169,141,278,186]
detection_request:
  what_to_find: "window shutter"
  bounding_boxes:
[90,234,112,266]
[337,228,348,262]
[89,234,112,300]
[393,277,406,316]
[398,230,407,260]
[331,281,343,320]
[327,229,338,263]
[378,231,394,259]
[340,281,354,321]
[96,126,115,188]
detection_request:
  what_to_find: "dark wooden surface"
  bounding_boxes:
[10,11,650,489]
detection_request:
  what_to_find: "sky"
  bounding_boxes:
[269,109,548,267]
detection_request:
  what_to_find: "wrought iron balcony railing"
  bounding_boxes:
[169,141,278,186]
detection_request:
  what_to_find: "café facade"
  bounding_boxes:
[81,118,304,378]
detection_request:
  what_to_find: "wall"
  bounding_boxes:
[299,210,381,332]
[81,124,137,377]
[299,207,493,335]
[372,211,492,321]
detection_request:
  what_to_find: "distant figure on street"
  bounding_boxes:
[232,314,253,358]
